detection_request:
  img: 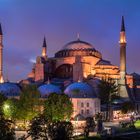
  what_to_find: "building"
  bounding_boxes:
[0,17,140,120]
[22,16,140,116]
[26,17,132,99]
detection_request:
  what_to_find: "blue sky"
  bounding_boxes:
[0,0,140,81]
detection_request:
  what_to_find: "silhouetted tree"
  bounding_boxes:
[28,115,73,140]
[0,115,15,140]
[48,121,73,140]
[95,113,103,134]
[121,101,135,114]
[98,78,119,121]
[84,117,96,138]
[28,114,48,140]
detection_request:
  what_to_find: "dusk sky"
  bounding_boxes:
[0,0,140,82]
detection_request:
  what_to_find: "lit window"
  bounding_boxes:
[87,102,89,107]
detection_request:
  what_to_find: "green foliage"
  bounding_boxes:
[134,120,140,129]
[121,101,135,114]
[17,85,41,121]
[0,93,7,115]
[0,116,15,140]
[44,93,73,121]
[2,98,19,120]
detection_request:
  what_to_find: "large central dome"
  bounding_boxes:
[55,39,102,58]
[62,40,94,50]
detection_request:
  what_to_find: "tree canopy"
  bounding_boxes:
[44,93,73,122]
[2,98,19,120]
[17,85,41,121]
[0,93,7,115]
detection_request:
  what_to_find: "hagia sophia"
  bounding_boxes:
[0,16,140,119]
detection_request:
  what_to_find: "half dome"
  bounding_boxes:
[38,83,61,98]
[64,82,97,98]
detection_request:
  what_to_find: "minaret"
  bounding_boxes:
[0,23,4,83]
[119,16,128,98]
[42,37,47,58]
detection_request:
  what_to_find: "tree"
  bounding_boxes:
[0,93,7,115]
[2,98,19,120]
[121,101,135,114]
[28,115,73,140]
[98,78,119,121]
[47,121,73,140]
[18,85,41,121]
[0,116,15,140]
[84,117,96,138]
[44,93,73,121]
[28,114,48,140]
[95,113,103,134]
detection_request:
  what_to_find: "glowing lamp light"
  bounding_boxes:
[0,75,4,83]
[119,37,126,44]
[42,52,46,57]
[119,32,126,44]
[4,104,10,109]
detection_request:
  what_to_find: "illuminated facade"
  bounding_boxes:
[25,16,140,114]
[0,17,140,120]
[27,17,132,99]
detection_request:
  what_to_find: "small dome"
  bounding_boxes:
[64,82,97,98]
[38,83,61,97]
[0,82,21,97]
[62,40,94,50]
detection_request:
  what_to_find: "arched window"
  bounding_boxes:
[87,102,89,107]
[81,102,84,107]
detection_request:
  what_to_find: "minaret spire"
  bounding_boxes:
[43,36,47,48]
[119,16,128,99]
[41,36,47,58]
[0,23,4,83]
[121,16,125,32]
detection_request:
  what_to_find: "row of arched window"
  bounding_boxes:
[55,49,102,58]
